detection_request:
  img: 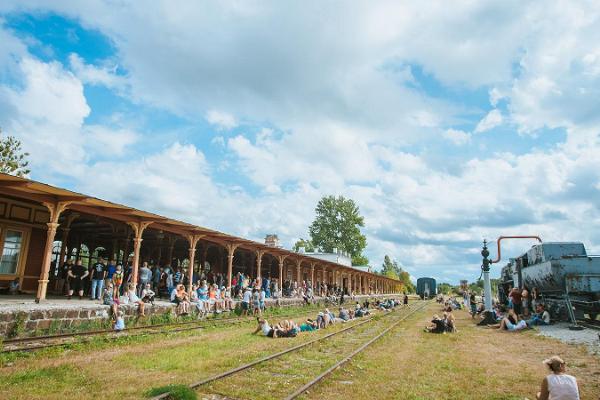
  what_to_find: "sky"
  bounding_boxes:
[1,1,600,285]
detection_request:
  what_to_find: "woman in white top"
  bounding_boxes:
[536,355,580,400]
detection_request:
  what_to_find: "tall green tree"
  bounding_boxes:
[379,255,416,293]
[292,238,314,252]
[308,195,368,266]
[381,255,399,279]
[0,129,30,177]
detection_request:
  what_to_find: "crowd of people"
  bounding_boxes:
[47,257,389,331]
[253,298,400,338]
[49,258,363,303]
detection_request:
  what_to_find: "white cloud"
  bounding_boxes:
[474,109,503,133]
[3,2,600,284]
[84,125,139,155]
[68,53,125,89]
[205,110,238,131]
[489,87,503,107]
[443,128,471,145]
[1,57,90,178]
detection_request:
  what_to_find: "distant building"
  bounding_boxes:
[351,265,373,273]
[264,234,281,248]
[298,247,352,267]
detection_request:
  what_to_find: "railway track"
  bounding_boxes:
[151,301,429,400]
[576,318,600,331]
[1,307,325,354]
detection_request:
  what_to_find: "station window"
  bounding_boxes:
[0,230,24,275]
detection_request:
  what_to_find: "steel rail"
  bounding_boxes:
[1,308,324,353]
[285,301,428,400]
[150,301,426,400]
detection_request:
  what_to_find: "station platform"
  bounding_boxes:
[0,293,401,339]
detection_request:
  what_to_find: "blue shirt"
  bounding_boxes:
[197,286,208,301]
[115,317,125,331]
[106,264,116,279]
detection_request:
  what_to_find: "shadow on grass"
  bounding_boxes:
[145,384,197,400]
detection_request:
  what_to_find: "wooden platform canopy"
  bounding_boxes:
[0,173,402,302]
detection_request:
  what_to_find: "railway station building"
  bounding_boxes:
[0,173,402,302]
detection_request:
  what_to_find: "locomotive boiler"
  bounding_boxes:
[498,242,600,321]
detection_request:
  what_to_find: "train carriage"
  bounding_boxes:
[416,277,436,299]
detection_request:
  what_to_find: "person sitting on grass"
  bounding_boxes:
[494,308,527,332]
[114,310,125,331]
[316,312,327,329]
[444,310,457,333]
[141,282,155,305]
[338,307,350,322]
[526,303,551,327]
[126,283,145,316]
[253,317,276,337]
[275,319,299,337]
[536,355,580,400]
[425,314,446,334]
[299,319,318,332]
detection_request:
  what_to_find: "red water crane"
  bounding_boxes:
[490,235,543,264]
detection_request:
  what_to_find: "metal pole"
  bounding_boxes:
[479,240,496,325]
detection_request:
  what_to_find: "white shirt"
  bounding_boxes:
[243,290,252,303]
[547,374,580,400]
[261,322,271,336]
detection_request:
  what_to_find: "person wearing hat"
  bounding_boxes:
[536,355,580,400]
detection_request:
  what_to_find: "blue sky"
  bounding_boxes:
[1,1,600,284]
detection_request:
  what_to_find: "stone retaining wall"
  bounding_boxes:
[0,303,176,339]
[0,294,400,339]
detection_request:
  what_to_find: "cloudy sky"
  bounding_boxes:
[1,1,600,284]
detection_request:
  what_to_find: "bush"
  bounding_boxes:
[145,384,196,400]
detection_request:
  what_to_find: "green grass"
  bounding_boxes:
[0,304,336,399]
[145,384,197,400]
[301,303,600,400]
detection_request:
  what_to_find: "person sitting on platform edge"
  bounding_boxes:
[125,283,146,316]
[141,282,155,305]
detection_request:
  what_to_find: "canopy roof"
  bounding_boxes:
[0,173,399,283]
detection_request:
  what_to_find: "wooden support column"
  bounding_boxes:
[186,234,204,294]
[295,259,302,297]
[226,243,240,288]
[127,221,153,290]
[36,201,71,303]
[310,263,315,289]
[255,249,265,280]
[111,238,119,261]
[166,235,176,266]
[277,255,287,293]
[57,213,78,267]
